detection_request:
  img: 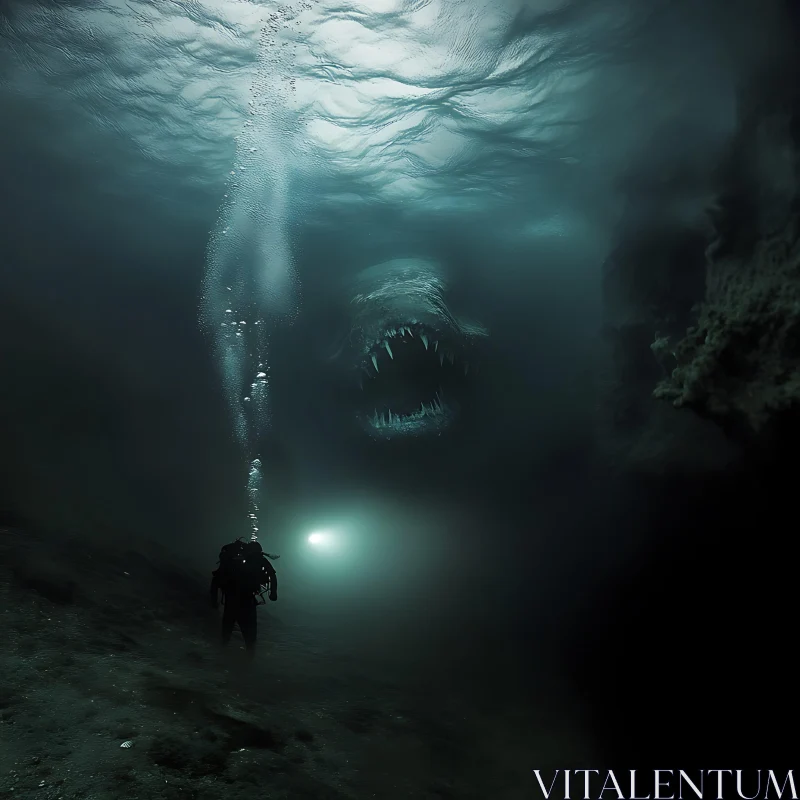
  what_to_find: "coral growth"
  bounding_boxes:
[655,212,800,433]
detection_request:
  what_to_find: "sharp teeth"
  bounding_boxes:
[384,341,393,359]
[421,334,429,349]
[439,352,444,366]
[371,354,379,372]
[434,341,439,352]
[358,377,363,390]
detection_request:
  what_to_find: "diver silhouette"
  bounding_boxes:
[209,538,278,657]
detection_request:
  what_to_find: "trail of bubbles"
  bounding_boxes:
[201,2,313,540]
[247,458,264,541]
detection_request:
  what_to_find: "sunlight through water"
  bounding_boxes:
[0,0,763,540]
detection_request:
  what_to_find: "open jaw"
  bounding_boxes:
[355,322,472,438]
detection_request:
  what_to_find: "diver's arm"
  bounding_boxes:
[266,560,278,600]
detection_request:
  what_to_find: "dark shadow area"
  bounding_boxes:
[564,461,798,769]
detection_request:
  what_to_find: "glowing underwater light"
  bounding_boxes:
[308,530,333,547]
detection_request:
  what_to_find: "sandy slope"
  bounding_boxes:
[0,527,587,799]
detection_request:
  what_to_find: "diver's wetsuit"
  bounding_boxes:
[209,546,277,656]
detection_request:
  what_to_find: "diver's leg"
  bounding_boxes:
[238,604,257,656]
[221,600,237,646]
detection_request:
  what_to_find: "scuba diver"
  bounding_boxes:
[209,537,278,657]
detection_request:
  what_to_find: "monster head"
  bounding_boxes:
[332,258,488,438]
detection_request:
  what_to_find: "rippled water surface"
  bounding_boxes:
[1,0,772,235]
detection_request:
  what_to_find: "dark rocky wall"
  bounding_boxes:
[597,181,740,477]
[599,0,800,468]
[573,1,800,768]
[655,62,800,450]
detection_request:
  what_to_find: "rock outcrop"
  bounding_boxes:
[655,90,800,441]
[600,0,800,461]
